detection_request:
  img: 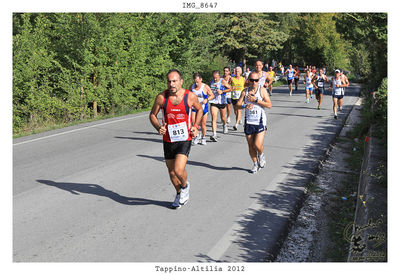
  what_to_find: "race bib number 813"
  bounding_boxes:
[168,122,189,142]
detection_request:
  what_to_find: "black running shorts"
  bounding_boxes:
[163,140,192,160]
[210,103,226,109]
[231,99,239,106]
[315,87,323,97]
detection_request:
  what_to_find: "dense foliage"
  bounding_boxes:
[12,13,387,135]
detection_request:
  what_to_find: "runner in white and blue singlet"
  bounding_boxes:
[304,69,314,103]
[190,73,215,145]
[284,64,295,96]
[329,69,346,119]
[209,70,231,141]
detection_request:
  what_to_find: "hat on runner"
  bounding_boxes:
[335,69,340,73]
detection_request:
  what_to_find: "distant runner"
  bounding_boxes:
[190,73,215,145]
[304,69,314,103]
[330,69,346,119]
[339,69,349,111]
[209,70,231,141]
[237,72,272,173]
[284,64,295,96]
[294,66,300,91]
[149,69,203,209]
[231,66,246,130]
[223,67,233,124]
[313,68,328,110]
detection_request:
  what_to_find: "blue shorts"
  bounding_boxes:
[244,117,267,135]
[193,103,208,115]
[306,86,313,92]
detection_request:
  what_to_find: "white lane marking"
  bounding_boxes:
[13,114,149,146]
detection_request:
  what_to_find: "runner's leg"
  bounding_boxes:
[245,134,257,163]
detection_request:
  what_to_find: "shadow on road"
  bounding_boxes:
[137,154,249,172]
[205,85,361,262]
[115,136,163,143]
[36,179,171,208]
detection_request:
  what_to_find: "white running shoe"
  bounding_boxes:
[171,193,181,209]
[200,137,207,145]
[192,135,200,145]
[250,163,259,174]
[179,182,190,205]
[210,134,218,142]
[239,119,243,125]
[339,106,343,111]
[227,117,231,124]
[223,125,228,134]
[258,154,266,168]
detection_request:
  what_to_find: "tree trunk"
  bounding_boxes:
[243,47,247,71]
[93,101,97,117]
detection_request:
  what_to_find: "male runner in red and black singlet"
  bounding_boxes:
[149,69,203,209]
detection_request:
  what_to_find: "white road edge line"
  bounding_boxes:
[13,114,149,146]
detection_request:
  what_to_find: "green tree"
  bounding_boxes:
[215,13,288,69]
[335,13,387,88]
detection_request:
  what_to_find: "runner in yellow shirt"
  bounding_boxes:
[231,66,246,130]
[267,66,276,95]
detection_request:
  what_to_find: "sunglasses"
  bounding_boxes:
[249,79,259,82]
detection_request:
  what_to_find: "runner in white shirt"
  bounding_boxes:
[236,72,272,173]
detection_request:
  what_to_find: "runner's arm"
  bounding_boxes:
[204,85,215,102]
[221,79,232,93]
[266,75,274,87]
[236,89,247,107]
[258,87,272,109]
[149,93,167,135]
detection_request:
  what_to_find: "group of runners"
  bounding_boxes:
[149,61,349,209]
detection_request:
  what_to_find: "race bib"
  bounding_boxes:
[246,108,261,125]
[318,82,324,87]
[232,90,241,99]
[168,122,189,142]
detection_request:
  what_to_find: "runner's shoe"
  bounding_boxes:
[258,154,266,168]
[179,182,190,205]
[223,125,228,134]
[339,106,343,111]
[317,106,321,110]
[210,134,218,142]
[239,119,243,125]
[227,117,231,124]
[233,124,238,131]
[200,137,207,145]
[192,135,200,145]
[334,114,338,119]
[250,163,259,174]
[171,193,181,209]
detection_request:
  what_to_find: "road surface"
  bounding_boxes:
[13,82,361,262]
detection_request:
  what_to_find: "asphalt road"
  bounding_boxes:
[13,82,361,262]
